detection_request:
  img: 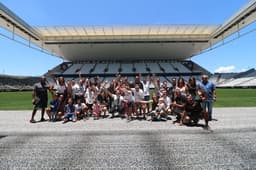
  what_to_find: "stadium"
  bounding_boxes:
[1,1,256,169]
[1,1,256,89]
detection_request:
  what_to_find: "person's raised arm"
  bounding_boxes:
[48,70,57,84]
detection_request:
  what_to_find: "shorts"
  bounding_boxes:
[33,97,47,109]
[144,96,150,101]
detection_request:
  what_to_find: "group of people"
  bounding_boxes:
[29,73,216,127]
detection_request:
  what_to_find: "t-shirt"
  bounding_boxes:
[85,90,95,104]
[65,104,75,113]
[163,96,171,107]
[72,83,85,96]
[112,94,124,106]
[75,103,86,112]
[132,89,144,101]
[34,82,48,106]
[198,81,215,101]
[141,81,150,96]
[56,84,66,94]
[185,100,202,113]
[50,99,60,112]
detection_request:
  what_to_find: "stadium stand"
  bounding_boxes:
[238,77,256,87]
[93,63,108,74]
[133,62,147,74]
[171,62,191,73]
[210,68,256,88]
[80,63,95,75]
[1,63,255,92]
[217,77,254,88]
[107,63,121,74]
[146,62,162,73]
[120,63,134,74]
[48,60,204,79]
[158,62,177,73]
[209,73,237,85]
[62,63,83,75]
[0,74,40,91]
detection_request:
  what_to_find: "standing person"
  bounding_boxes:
[107,90,124,118]
[72,79,85,103]
[170,78,177,102]
[152,74,161,98]
[30,76,49,123]
[132,84,145,117]
[84,86,96,116]
[134,74,144,90]
[123,89,134,120]
[151,92,159,111]
[141,75,151,113]
[197,74,216,121]
[176,77,186,96]
[51,74,67,102]
[186,76,197,100]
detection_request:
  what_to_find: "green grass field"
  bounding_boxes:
[214,88,256,107]
[0,91,34,110]
[0,88,256,110]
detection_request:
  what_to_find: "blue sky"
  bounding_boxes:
[0,0,255,76]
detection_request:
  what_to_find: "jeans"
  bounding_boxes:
[202,100,213,119]
[64,112,76,121]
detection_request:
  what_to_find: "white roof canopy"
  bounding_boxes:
[35,25,217,41]
[1,0,256,61]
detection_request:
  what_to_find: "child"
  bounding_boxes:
[150,97,167,121]
[63,98,76,123]
[46,93,60,121]
[75,98,87,120]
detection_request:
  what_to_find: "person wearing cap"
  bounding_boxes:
[197,74,216,121]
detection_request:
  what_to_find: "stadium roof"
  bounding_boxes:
[1,0,256,61]
[34,25,219,61]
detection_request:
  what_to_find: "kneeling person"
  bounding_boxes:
[46,93,60,121]
[75,98,87,120]
[63,98,77,123]
[183,95,208,127]
[150,97,167,121]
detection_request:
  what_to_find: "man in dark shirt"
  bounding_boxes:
[30,76,49,123]
[184,95,208,127]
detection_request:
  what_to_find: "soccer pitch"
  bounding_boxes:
[0,88,255,110]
